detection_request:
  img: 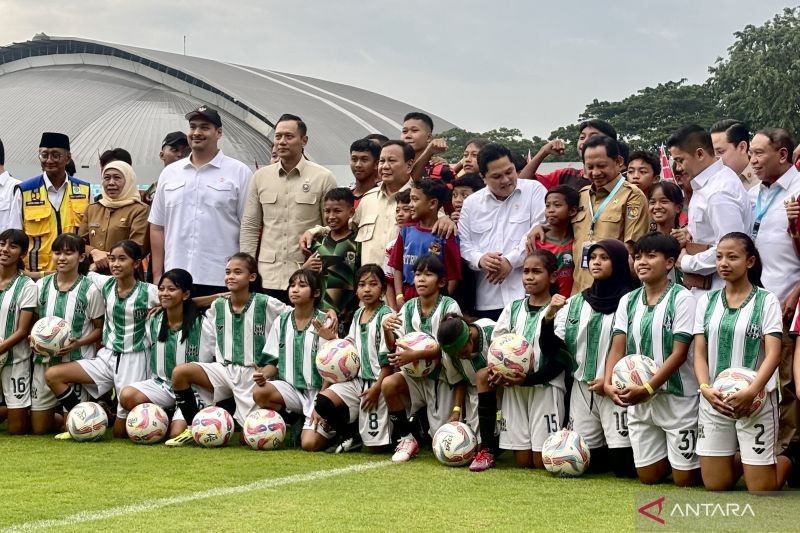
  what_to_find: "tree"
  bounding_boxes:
[438,127,550,163]
[709,7,800,136]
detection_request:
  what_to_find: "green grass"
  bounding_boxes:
[0,430,710,533]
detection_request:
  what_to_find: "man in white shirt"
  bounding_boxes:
[149,105,253,296]
[749,127,800,453]
[0,139,21,230]
[668,125,752,293]
[459,143,547,319]
[710,119,759,190]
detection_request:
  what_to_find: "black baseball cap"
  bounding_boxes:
[185,105,222,127]
[162,131,189,148]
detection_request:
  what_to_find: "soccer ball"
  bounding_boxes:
[66,402,108,442]
[243,409,286,450]
[126,403,169,444]
[487,333,534,378]
[541,429,591,477]
[396,331,440,378]
[432,422,478,466]
[31,316,71,357]
[713,367,766,418]
[191,406,234,447]
[612,354,660,391]
[316,338,360,384]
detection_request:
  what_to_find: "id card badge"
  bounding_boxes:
[581,241,595,269]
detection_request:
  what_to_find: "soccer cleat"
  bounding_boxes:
[469,448,496,472]
[335,436,363,454]
[164,428,194,447]
[391,434,419,463]
[54,431,72,441]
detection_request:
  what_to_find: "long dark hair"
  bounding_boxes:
[227,252,263,293]
[649,181,684,229]
[52,233,89,275]
[525,249,559,296]
[719,232,763,288]
[109,240,144,280]
[0,229,29,271]
[157,269,200,343]
[288,268,322,306]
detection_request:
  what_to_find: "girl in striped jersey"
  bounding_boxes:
[314,265,394,453]
[119,269,208,438]
[254,269,337,452]
[540,239,636,477]
[0,230,37,435]
[32,234,104,435]
[694,233,796,492]
[380,255,462,463]
[604,233,700,486]
[492,250,570,470]
[167,254,290,447]
[47,240,159,438]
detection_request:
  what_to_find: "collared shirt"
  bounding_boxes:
[680,159,752,290]
[571,175,648,294]
[749,165,800,303]
[352,180,412,266]
[43,173,68,210]
[740,164,760,190]
[0,171,21,231]
[240,157,337,290]
[79,201,150,260]
[458,178,547,311]
[149,150,252,286]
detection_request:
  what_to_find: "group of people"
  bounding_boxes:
[1,103,800,493]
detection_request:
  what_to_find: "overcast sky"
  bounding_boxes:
[2,0,791,137]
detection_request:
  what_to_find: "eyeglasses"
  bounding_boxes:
[38,151,66,162]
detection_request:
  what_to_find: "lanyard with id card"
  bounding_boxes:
[751,185,782,240]
[581,177,625,269]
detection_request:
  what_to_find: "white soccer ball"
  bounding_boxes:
[31,316,71,357]
[191,406,234,447]
[713,367,766,418]
[612,354,660,391]
[396,331,440,378]
[432,422,478,466]
[66,402,108,442]
[126,403,169,444]
[487,333,534,378]
[243,409,286,450]
[542,429,591,477]
[316,338,361,384]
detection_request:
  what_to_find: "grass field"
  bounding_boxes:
[0,428,712,533]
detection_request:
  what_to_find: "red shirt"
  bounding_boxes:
[535,167,590,191]
[535,234,575,297]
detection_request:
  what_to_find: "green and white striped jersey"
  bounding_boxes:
[145,313,207,384]
[445,318,493,387]
[496,298,565,391]
[555,294,616,382]
[613,283,697,396]
[0,274,37,366]
[380,295,462,383]
[88,272,159,354]
[36,274,104,364]
[346,304,393,381]
[694,287,782,392]
[262,309,327,390]
[201,293,289,367]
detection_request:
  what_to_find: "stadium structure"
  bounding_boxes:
[0,34,457,186]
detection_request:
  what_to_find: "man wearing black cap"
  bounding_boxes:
[16,132,91,271]
[149,105,253,296]
[142,132,190,205]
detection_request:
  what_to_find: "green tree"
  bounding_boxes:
[709,7,800,136]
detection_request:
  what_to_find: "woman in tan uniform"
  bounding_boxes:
[79,161,149,273]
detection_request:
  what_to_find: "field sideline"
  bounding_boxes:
[0,430,709,533]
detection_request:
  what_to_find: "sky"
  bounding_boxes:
[1,0,792,138]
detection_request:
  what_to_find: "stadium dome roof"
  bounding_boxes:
[0,34,456,183]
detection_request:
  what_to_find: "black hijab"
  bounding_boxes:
[582,239,633,315]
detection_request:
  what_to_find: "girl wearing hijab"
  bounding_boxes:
[538,238,636,477]
[79,161,150,274]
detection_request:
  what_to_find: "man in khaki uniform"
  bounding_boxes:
[240,114,337,302]
[571,135,648,294]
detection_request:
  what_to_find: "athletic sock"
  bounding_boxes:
[588,446,610,474]
[389,410,411,442]
[174,387,199,425]
[56,385,81,411]
[477,391,497,452]
[609,447,637,478]
[314,395,351,436]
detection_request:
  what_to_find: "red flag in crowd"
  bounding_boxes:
[659,145,675,181]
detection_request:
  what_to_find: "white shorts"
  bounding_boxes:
[328,378,391,447]
[194,362,256,426]
[697,390,779,466]
[79,347,149,418]
[403,374,454,437]
[0,361,31,409]
[32,363,57,411]
[499,385,565,452]
[129,378,176,411]
[628,394,700,470]
[569,380,631,449]
[270,380,334,439]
